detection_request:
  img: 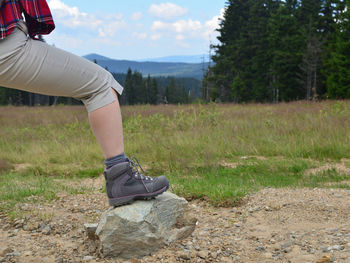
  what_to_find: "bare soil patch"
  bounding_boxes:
[1,177,350,263]
[305,162,350,176]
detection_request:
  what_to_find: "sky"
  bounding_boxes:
[44,0,226,60]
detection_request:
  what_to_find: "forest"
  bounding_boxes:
[0,69,201,106]
[1,0,349,105]
[206,0,350,103]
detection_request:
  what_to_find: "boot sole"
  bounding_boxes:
[108,185,169,207]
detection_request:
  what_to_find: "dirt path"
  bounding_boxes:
[1,176,350,263]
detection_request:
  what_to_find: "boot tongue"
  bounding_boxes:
[105,162,131,179]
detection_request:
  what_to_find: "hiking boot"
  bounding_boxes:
[104,157,170,207]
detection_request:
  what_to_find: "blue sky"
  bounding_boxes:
[45,0,226,60]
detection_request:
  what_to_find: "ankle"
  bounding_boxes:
[104,152,128,169]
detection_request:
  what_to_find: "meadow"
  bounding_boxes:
[1,101,350,215]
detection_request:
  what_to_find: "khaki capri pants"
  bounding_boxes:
[0,25,123,112]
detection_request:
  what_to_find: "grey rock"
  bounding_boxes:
[96,192,197,259]
[255,246,266,252]
[281,240,294,250]
[326,245,343,251]
[42,225,52,235]
[5,251,20,257]
[82,256,94,261]
[84,223,98,240]
[0,248,13,257]
[178,251,191,260]
[197,250,208,259]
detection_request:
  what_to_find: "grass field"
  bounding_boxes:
[1,101,350,215]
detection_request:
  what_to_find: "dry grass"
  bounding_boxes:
[1,100,350,207]
[1,100,350,174]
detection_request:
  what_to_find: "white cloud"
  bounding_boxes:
[48,0,125,37]
[132,32,148,40]
[151,19,202,34]
[98,20,126,37]
[131,12,143,21]
[45,32,83,49]
[203,8,225,40]
[150,33,162,41]
[151,8,224,43]
[151,19,201,33]
[151,21,167,31]
[149,2,188,20]
[173,19,202,33]
[175,34,186,41]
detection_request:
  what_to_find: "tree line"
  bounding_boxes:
[0,69,201,106]
[207,0,350,103]
[117,69,198,105]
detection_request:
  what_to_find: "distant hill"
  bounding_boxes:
[137,54,210,64]
[83,53,208,80]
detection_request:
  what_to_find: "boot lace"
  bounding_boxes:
[129,156,154,192]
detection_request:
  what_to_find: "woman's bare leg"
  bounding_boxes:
[88,92,124,159]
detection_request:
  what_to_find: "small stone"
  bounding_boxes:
[264,206,272,212]
[0,248,13,257]
[178,251,191,260]
[194,245,200,251]
[264,252,273,259]
[220,256,232,262]
[84,223,98,240]
[316,255,331,263]
[6,251,21,257]
[2,224,10,231]
[281,240,294,250]
[38,223,47,232]
[83,256,94,261]
[42,225,52,235]
[255,246,266,252]
[23,251,32,257]
[211,252,217,259]
[197,251,208,259]
[326,245,342,251]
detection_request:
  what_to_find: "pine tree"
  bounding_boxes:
[165,78,178,104]
[150,78,159,105]
[0,87,7,105]
[267,0,304,101]
[326,0,350,98]
[211,0,251,102]
[321,0,347,97]
[124,68,133,105]
[247,0,281,101]
[145,75,152,104]
[132,71,145,104]
[297,0,324,100]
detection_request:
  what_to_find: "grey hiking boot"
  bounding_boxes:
[104,157,170,207]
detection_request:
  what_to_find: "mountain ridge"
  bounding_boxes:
[83,53,208,80]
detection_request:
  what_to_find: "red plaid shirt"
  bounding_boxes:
[0,0,55,39]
